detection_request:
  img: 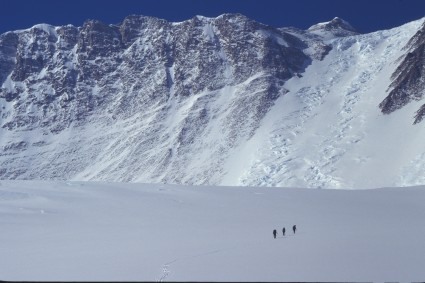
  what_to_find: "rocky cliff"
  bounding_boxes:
[1,14,425,188]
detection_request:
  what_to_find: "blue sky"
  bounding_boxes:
[1,0,424,34]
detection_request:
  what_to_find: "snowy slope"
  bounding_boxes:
[0,15,425,189]
[223,18,425,189]
[0,14,311,184]
[1,180,424,282]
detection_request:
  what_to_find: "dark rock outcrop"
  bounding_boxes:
[380,22,425,123]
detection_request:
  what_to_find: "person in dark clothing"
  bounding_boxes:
[282,227,286,236]
[292,225,297,234]
[273,229,277,239]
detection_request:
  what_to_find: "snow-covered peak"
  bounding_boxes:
[309,17,356,32]
[308,17,358,39]
[215,13,251,22]
[12,23,59,37]
[32,23,58,33]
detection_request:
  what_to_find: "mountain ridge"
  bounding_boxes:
[0,14,425,188]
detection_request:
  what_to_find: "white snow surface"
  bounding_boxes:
[223,18,425,189]
[1,180,424,282]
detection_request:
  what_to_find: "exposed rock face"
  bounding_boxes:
[0,14,323,181]
[379,22,425,123]
[2,14,424,188]
[0,14,316,132]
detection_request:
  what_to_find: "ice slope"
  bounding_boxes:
[224,18,425,189]
[0,181,424,282]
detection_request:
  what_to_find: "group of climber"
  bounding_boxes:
[273,225,296,238]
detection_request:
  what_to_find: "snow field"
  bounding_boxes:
[1,181,424,282]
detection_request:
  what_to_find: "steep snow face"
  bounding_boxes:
[0,14,425,189]
[225,18,425,189]
[0,14,311,183]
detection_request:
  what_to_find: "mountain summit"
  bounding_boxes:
[0,14,425,188]
[307,17,359,39]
